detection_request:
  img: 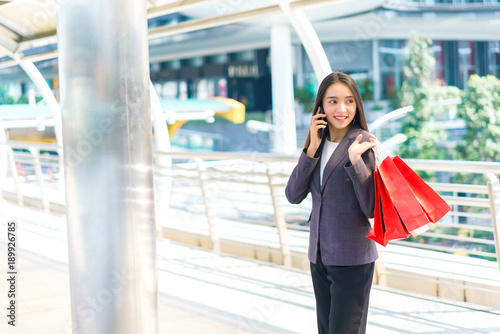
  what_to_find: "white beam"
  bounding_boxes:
[148,4,279,39]
[277,0,331,83]
[149,80,170,154]
[11,53,63,147]
[148,0,349,40]
[0,49,58,69]
[149,80,172,238]
[0,37,63,147]
[0,33,18,54]
[147,0,220,19]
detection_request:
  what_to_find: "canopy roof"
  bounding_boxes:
[0,0,499,71]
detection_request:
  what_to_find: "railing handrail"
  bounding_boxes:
[405,159,500,175]
[5,141,500,174]
[153,150,299,162]
[156,150,500,175]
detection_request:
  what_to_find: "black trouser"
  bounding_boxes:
[310,252,375,334]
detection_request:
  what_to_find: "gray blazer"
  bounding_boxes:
[286,124,378,266]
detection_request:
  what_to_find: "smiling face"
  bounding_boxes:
[322,81,357,142]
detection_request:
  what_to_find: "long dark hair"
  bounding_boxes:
[303,72,369,150]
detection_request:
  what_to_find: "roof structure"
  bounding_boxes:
[1,0,500,73]
[0,0,388,70]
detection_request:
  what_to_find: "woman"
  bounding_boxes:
[285,72,377,334]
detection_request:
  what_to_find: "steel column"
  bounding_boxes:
[57,0,158,333]
[270,24,297,155]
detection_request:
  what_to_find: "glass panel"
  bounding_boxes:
[458,41,476,88]
[430,41,445,83]
[379,40,406,99]
[488,41,500,77]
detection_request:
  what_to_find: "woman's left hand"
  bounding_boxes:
[348,134,377,165]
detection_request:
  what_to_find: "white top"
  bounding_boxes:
[320,140,340,186]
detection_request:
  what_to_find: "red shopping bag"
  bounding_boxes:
[367,170,410,246]
[367,170,386,246]
[377,156,431,233]
[379,171,411,242]
[392,156,451,223]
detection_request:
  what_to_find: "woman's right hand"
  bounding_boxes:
[306,108,327,158]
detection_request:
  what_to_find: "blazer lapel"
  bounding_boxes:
[311,135,327,194]
[321,125,362,191]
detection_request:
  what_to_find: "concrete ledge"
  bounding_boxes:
[465,282,500,309]
[161,227,500,309]
[1,191,66,214]
[376,244,500,309]
[162,227,310,270]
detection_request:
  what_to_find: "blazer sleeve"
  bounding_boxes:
[344,145,376,218]
[285,149,319,204]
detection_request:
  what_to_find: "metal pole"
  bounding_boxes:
[57,0,158,333]
[486,173,500,276]
[195,158,221,252]
[6,146,23,206]
[28,146,50,212]
[266,163,292,267]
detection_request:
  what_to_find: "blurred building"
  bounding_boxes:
[0,0,499,111]
[147,0,500,112]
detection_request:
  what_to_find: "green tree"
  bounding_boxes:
[396,33,461,160]
[457,74,500,162]
[294,86,315,112]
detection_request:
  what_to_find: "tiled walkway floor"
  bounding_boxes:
[0,202,499,334]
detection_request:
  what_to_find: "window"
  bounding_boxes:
[458,41,476,88]
[430,41,445,83]
[488,41,500,77]
[379,40,406,100]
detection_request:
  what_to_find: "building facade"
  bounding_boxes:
[1,0,499,113]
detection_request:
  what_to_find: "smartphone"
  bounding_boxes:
[319,105,326,122]
[319,105,326,138]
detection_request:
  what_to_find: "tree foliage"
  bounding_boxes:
[396,33,461,160]
[457,74,500,162]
